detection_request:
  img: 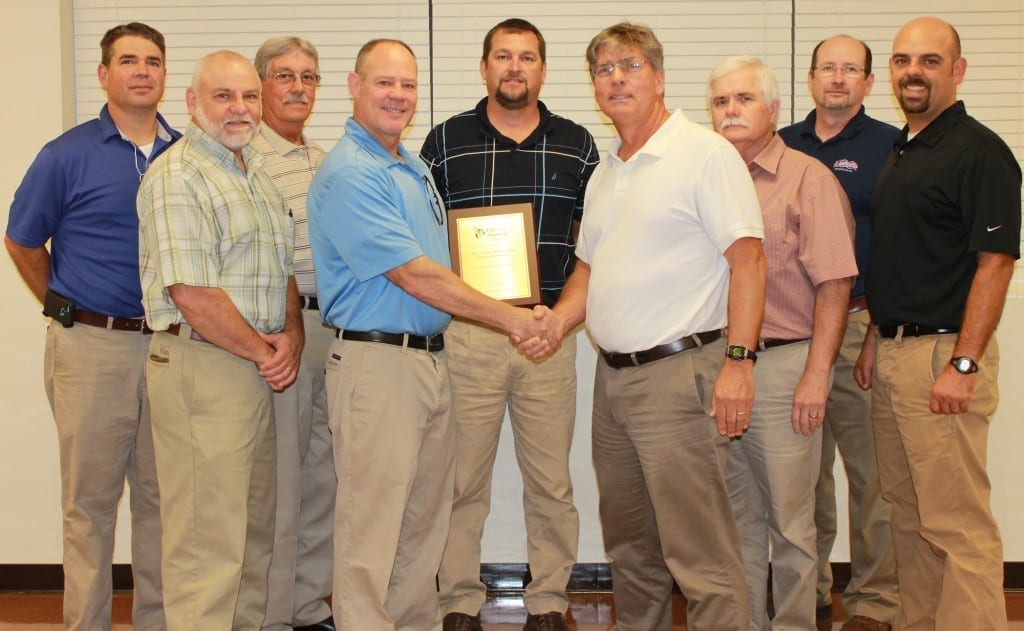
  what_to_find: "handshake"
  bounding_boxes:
[508,304,566,361]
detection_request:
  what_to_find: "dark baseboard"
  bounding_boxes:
[2,562,1022,593]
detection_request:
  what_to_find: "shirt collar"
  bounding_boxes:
[474,97,554,147]
[344,117,417,167]
[258,123,321,157]
[608,109,686,163]
[897,100,966,149]
[796,105,868,144]
[749,132,786,176]
[98,104,179,145]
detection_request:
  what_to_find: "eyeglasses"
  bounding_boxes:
[272,70,321,87]
[814,63,865,77]
[593,58,649,78]
[422,175,445,226]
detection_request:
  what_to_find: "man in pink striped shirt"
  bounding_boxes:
[709,55,858,631]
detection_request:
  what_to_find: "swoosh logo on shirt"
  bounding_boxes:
[987,225,1003,232]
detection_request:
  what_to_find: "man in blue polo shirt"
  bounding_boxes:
[778,34,899,631]
[308,39,560,630]
[5,22,180,631]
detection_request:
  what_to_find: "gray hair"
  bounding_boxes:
[585,22,664,79]
[254,36,319,80]
[706,55,779,111]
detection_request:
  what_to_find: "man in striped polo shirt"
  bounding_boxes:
[252,36,336,631]
[420,18,598,631]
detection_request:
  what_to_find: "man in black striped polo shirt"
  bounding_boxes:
[420,17,598,631]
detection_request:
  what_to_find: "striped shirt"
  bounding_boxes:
[138,121,294,333]
[420,98,599,306]
[750,134,856,340]
[251,125,324,297]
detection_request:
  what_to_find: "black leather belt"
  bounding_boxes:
[600,330,722,369]
[75,309,153,334]
[338,329,445,352]
[165,322,207,343]
[300,295,319,311]
[758,338,809,351]
[879,324,958,339]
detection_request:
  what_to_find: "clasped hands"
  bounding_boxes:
[257,329,303,392]
[510,305,564,361]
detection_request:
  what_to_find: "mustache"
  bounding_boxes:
[283,94,310,105]
[719,117,750,129]
[225,116,255,126]
[900,77,930,89]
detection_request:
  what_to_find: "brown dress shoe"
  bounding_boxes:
[841,615,892,631]
[524,611,569,631]
[443,612,483,631]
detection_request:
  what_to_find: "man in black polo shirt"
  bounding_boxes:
[420,17,598,631]
[861,16,1020,631]
[779,34,899,630]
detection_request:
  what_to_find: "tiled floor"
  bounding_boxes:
[1,591,1023,629]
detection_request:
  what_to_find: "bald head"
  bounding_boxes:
[894,17,961,60]
[191,50,259,90]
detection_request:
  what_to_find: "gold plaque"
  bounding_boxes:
[447,203,541,305]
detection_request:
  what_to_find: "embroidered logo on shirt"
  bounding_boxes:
[987,225,1003,232]
[833,158,859,173]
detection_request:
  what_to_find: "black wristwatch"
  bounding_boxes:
[725,345,757,364]
[949,356,979,374]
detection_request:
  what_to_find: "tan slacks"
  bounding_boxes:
[44,323,163,631]
[265,310,336,630]
[872,333,1006,631]
[727,340,820,631]
[592,338,749,631]
[439,319,579,617]
[815,309,898,621]
[325,338,454,631]
[147,328,277,631]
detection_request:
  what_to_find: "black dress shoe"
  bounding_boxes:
[524,611,569,631]
[294,615,336,631]
[443,612,483,631]
[816,603,833,620]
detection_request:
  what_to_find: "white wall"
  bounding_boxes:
[0,0,72,563]
[2,0,1023,568]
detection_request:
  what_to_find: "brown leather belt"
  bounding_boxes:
[165,322,207,343]
[848,295,868,314]
[338,329,445,352]
[758,338,809,350]
[878,324,958,339]
[600,330,722,369]
[74,309,152,334]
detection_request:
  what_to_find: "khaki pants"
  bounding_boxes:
[265,310,336,629]
[727,340,820,631]
[326,338,454,631]
[593,338,749,631]
[439,320,579,617]
[147,329,277,631]
[872,333,1006,631]
[44,323,163,631]
[816,309,898,621]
